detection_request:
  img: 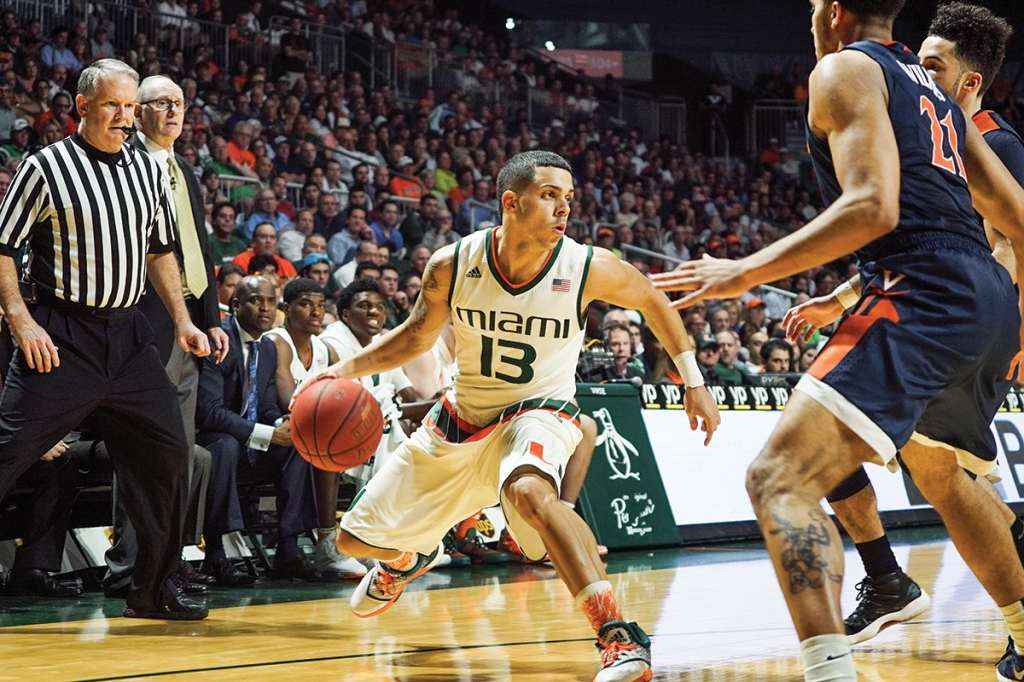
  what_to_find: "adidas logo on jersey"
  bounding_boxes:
[466,266,482,278]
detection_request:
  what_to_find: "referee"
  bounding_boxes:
[0,59,210,620]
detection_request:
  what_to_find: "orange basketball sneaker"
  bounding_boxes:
[350,542,444,618]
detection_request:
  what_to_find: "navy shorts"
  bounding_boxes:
[796,235,1019,477]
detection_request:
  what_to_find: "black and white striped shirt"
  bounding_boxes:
[0,134,175,309]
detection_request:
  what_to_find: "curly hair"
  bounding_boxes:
[337,277,383,313]
[929,2,1013,95]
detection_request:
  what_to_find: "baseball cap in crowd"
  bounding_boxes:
[550,117,565,128]
[707,237,725,250]
[301,253,330,270]
[745,298,766,309]
[192,123,207,133]
[596,226,615,239]
[725,234,740,245]
[696,333,720,350]
[396,155,413,167]
[12,118,30,132]
[274,135,289,146]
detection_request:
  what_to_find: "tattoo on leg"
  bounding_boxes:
[769,509,842,594]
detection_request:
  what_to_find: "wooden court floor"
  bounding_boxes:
[0,528,1014,681]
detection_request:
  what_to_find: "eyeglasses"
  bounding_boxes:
[140,98,191,112]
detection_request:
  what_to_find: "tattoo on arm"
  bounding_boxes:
[406,290,428,333]
[769,509,842,594]
[423,263,441,292]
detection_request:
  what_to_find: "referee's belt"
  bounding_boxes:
[37,290,134,321]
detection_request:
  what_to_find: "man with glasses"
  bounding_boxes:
[232,222,298,279]
[243,188,292,239]
[314,191,345,239]
[104,74,228,600]
[226,122,257,178]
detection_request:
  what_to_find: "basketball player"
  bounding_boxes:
[653,1,1024,679]
[264,277,348,580]
[781,2,1022,648]
[295,150,720,682]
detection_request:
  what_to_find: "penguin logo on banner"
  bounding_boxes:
[593,407,641,481]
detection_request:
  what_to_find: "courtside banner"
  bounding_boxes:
[642,384,1024,537]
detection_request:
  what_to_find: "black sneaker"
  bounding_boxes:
[1001,636,1017,664]
[998,638,1024,682]
[844,570,931,644]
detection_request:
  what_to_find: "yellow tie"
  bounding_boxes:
[167,155,209,298]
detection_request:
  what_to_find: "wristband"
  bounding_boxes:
[834,281,859,310]
[673,350,705,388]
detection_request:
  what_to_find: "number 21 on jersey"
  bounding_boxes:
[920,96,966,180]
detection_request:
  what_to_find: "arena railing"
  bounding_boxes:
[746,99,807,157]
[19,0,234,71]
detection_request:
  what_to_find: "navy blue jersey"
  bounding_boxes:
[975,109,1024,189]
[807,41,985,263]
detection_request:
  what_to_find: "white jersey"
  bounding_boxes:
[320,321,412,484]
[447,228,592,426]
[431,334,458,392]
[263,327,332,386]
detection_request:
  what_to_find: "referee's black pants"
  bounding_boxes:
[0,303,189,604]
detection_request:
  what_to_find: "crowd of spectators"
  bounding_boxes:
[0,0,879,392]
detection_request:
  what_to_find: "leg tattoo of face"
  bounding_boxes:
[769,508,842,594]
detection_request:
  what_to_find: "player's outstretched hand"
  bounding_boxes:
[685,385,720,446]
[289,367,339,410]
[651,255,749,309]
[783,295,844,344]
[178,321,211,357]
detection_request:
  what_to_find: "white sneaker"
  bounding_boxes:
[350,542,444,618]
[594,620,652,682]
[315,529,367,578]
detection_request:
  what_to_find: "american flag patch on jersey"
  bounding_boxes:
[552,278,572,292]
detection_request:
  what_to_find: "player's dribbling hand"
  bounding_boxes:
[685,385,720,446]
[11,315,59,373]
[289,367,339,410]
[783,295,844,344]
[651,255,750,308]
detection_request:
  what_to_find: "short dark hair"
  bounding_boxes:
[248,253,279,275]
[837,0,906,21]
[217,262,245,284]
[283,276,324,303]
[496,150,572,200]
[346,204,367,220]
[928,2,1013,95]
[338,277,382,312]
[355,261,381,278]
[760,337,792,364]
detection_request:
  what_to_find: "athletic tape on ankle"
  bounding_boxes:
[800,634,857,682]
[834,281,858,310]
[673,350,704,388]
[1001,599,1024,654]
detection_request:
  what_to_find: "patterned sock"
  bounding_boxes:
[800,634,857,682]
[384,552,417,573]
[316,526,335,541]
[575,580,624,634]
[1000,599,1024,655]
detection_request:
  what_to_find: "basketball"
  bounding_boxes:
[290,378,384,472]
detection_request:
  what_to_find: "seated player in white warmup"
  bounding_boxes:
[295,151,720,682]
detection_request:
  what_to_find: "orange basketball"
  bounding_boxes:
[290,378,384,472]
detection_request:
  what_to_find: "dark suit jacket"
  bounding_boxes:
[134,137,220,365]
[196,316,281,445]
